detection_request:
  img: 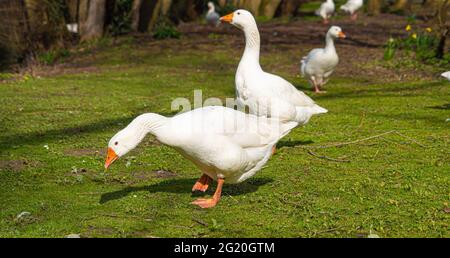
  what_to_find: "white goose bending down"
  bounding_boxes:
[104,106,298,208]
[340,0,363,20]
[442,71,450,81]
[219,10,327,125]
[301,26,346,93]
[206,1,220,27]
[316,0,335,24]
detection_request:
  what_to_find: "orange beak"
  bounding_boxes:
[338,31,346,38]
[220,13,234,23]
[104,147,118,170]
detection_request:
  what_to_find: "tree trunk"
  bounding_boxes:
[81,0,106,41]
[260,0,282,18]
[65,0,79,22]
[131,0,143,31]
[392,0,411,12]
[161,0,172,15]
[235,0,262,16]
[367,0,382,15]
[137,0,162,32]
[78,0,89,35]
[218,0,227,8]
[279,0,302,17]
[435,0,449,58]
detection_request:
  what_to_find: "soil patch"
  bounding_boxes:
[0,160,39,172]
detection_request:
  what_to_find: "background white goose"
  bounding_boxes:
[315,0,335,24]
[206,1,220,27]
[301,26,346,93]
[220,10,327,126]
[104,106,298,208]
[66,23,78,33]
[441,71,450,81]
[340,0,364,20]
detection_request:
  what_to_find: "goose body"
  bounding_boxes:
[66,23,78,33]
[220,10,327,124]
[206,2,220,27]
[315,0,335,24]
[340,0,363,20]
[301,26,346,93]
[105,106,297,208]
[442,71,450,81]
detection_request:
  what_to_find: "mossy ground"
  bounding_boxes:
[0,15,449,237]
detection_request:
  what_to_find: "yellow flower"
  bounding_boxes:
[405,25,411,31]
[412,33,417,39]
[426,27,432,33]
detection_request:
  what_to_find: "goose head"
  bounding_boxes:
[220,9,256,30]
[207,1,215,11]
[328,26,346,39]
[104,126,141,169]
[104,113,165,169]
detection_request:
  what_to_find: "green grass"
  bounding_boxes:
[0,36,448,238]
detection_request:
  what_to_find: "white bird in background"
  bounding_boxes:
[104,106,298,208]
[220,10,327,126]
[340,0,364,20]
[206,1,220,27]
[441,71,450,81]
[301,26,346,93]
[315,0,335,24]
[66,23,78,33]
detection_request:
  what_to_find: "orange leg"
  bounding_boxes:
[271,145,276,156]
[312,79,321,93]
[192,174,213,192]
[191,178,224,208]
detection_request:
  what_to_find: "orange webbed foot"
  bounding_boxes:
[191,178,224,209]
[191,198,218,208]
[192,174,212,192]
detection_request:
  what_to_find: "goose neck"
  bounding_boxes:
[241,24,261,67]
[325,34,335,53]
[207,5,215,14]
[131,113,168,142]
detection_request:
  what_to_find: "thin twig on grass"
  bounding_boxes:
[357,112,366,129]
[298,130,397,149]
[312,225,345,237]
[305,149,350,163]
[192,217,208,227]
[394,132,429,148]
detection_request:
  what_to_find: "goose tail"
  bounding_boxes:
[310,104,328,115]
[294,104,328,125]
[300,58,307,77]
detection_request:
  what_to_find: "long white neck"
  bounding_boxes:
[239,21,262,71]
[127,113,168,145]
[207,5,215,14]
[324,33,336,53]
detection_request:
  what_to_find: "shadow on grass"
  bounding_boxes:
[277,139,314,149]
[0,110,179,152]
[312,81,445,101]
[427,103,450,110]
[99,177,273,204]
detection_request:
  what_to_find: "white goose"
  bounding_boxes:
[301,26,346,93]
[315,0,335,24]
[104,106,298,208]
[206,1,220,27]
[441,71,450,81]
[340,0,364,20]
[220,10,327,125]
